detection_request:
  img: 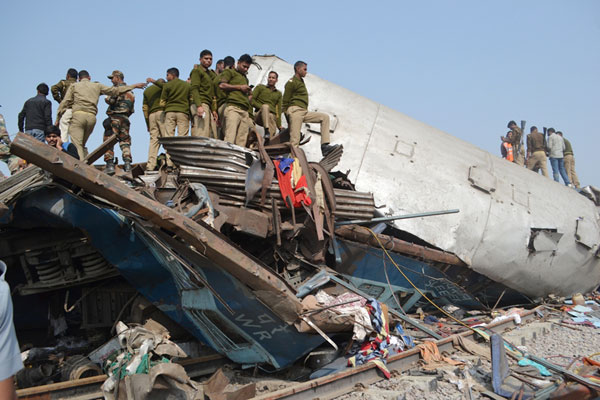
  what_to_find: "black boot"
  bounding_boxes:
[123,160,132,172]
[105,159,115,175]
[263,129,271,144]
[321,143,341,156]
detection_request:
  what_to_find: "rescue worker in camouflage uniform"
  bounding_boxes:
[0,113,21,175]
[51,68,78,142]
[103,70,135,175]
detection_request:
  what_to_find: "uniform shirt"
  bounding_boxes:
[57,79,138,118]
[143,81,164,119]
[547,134,565,158]
[527,131,545,153]
[18,94,52,132]
[506,127,522,146]
[563,138,574,156]
[213,72,227,109]
[282,76,308,113]
[0,260,23,381]
[106,83,135,117]
[51,78,77,104]
[252,84,282,127]
[220,69,250,111]
[190,66,215,109]
[159,78,190,114]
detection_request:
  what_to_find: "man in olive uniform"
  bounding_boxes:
[214,56,234,139]
[219,54,253,146]
[159,67,191,168]
[190,50,218,138]
[143,78,166,171]
[526,126,548,177]
[283,61,339,155]
[51,68,78,141]
[501,120,525,166]
[558,132,580,188]
[56,70,145,160]
[103,70,136,174]
[252,71,282,142]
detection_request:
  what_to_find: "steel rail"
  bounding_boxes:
[253,308,541,400]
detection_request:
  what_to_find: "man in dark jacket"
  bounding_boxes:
[18,83,52,142]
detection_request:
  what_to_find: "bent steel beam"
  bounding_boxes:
[10,133,301,320]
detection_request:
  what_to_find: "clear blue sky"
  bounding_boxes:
[2,1,599,186]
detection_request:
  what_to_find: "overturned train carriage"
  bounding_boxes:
[248,55,600,298]
[1,55,599,372]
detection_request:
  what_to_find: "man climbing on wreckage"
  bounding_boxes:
[56,70,146,162]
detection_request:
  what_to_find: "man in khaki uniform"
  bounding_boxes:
[501,120,525,166]
[526,126,548,177]
[190,49,218,138]
[219,54,253,146]
[283,61,339,155]
[214,56,234,139]
[252,71,282,142]
[143,78,166,171]
[56,70,145,160]
[51,68,78,142]
[159,68,191,168]
[558,132,580,188]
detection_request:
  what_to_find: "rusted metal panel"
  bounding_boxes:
[335,225,466,267]
[10,133,302,321]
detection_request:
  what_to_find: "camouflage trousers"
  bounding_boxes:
[103,115,132,163]
[0,143,20,174]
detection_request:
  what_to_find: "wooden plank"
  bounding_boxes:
[83,134,118,165]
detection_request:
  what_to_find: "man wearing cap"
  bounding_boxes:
[501,120,525,166]
[526,126,548,177]
[57,70,146,160]
[190,50,218,138]
[51,68,78,142]
[143,77,166,171]
[252,71,282,142]
[557,132,580,188]
[102,70,136,174]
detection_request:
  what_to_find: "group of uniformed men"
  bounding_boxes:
[11,51,339,175]
[500,120,580,188]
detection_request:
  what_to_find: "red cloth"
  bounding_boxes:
[273,160,312,208]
